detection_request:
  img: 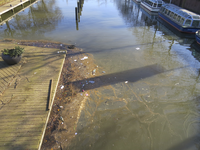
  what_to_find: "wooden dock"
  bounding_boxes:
[0,41,66,150]
[0,0,38,24]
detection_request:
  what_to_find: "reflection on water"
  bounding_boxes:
[0,0,62,39]
[1,0,200,149]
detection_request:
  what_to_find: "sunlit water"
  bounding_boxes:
[1,0,200,149]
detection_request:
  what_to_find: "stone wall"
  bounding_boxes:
[163,0,200,14]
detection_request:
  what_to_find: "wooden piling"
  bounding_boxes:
[75,7,78,20]
[76,20,79,30]
[77,2,80,13]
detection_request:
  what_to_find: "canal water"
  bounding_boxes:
[1,0,200,149]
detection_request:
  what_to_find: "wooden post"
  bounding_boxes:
[75,7,78,20]
[47,79,53,110]
[76,20,79,30]
[77,2,80,13]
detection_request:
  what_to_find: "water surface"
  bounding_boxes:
[1,0,200,149]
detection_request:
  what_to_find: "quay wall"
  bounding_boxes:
[163,0,200,14]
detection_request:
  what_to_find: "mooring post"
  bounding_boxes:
[75,7,78,20]
[76,20,79,30]
[77,2,80,13]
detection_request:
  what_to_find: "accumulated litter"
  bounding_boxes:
[60,116,64,122]
[74,59,77,62]
[60,106,63,109]
[75,133,77,135]
[57,51,66,53]
[61,85,64,89]
[81,56,88,60]
[136,47,140,50]
[89,81,95,84]
[92,69,96,75]
[125,81,128,83]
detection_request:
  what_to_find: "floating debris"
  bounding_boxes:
[89,81,95,84]
[92,69,96,75]
[68,45,75,49]
[81,56,88,60]
[136,47,140,50]
[125,81,128,84]
[60,116,64,122]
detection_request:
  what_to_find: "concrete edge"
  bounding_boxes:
[38,54,66,150]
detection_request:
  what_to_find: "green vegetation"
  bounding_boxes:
[2,46,24,57]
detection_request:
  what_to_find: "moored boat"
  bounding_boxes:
[196,30,200,45]
[140,0,164,13]
[159,4,200,34]
[132,0,141,3]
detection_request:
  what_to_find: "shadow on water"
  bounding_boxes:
[70,64,187,91]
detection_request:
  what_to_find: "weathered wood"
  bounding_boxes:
[47,79,53,110]
[75,7,78,20]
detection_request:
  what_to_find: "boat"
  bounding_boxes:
[140,6,158,25]
[159,3,200,34]
[196,30,200,45]
[132,0,141,3]
[140,0,164,13]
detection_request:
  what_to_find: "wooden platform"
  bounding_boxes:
[0,0,38,24]
[0,42,66,150]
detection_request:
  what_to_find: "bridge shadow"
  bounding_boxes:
[70,64,186,92]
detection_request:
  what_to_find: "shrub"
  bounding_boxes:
[2,46,24,57]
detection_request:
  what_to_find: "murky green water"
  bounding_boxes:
[1,0,200,149]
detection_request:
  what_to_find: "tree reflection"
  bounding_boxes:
[114,0,157,27]
[1,0,62,39]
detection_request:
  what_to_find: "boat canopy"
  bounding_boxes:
[149,0,163,4]
[143,0,164,7]
[161,4,200,20]
[160,3,200,27]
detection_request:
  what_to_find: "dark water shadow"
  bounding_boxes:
[71,64,187,91]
